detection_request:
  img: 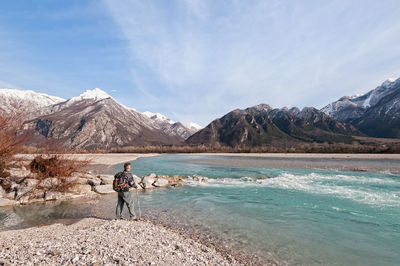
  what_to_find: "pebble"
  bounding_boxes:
[0,218,240,265]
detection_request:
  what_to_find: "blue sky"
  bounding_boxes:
[1,0,400,126]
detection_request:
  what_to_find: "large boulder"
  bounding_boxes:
[8,168,31,179]
[23,178,40,188]
[99,175,114,185]
[87,177,102,186]
[140,173,156,189]
[70,184,92,195]
[94,184,115,194]
[70,177,89,185]
[15,179,39,200]
[18,190,45,204]
[39,178,59,189]
[153,178,169,187]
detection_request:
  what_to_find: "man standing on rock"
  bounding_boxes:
[114,162,138,220]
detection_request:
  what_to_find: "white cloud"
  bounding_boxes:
[103,0,400,125]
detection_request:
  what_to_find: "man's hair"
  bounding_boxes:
[124,162,131,170]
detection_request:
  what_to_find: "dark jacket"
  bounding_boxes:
[120,171,137,192]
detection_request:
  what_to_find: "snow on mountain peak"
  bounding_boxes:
[143,111,175,124]
[187,122,203,131]
[0,88,65,103]
[0,88,65,113]
[76,88,111,101]
[382,78,398,88]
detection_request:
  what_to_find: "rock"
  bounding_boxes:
[71,177,89,185]
[11,182,20,191]
[5,191,15,200]
[0,198,16,207]
[140,174,156,189]
[0,186,5,197]
[94,184,115,194]
[132,174,141,184]
[23,178,39,188]
[168,176,184,183]
[39,178,59,189]
[18,193,45,204]
[15,186,33,200]
[44,191,79,201]
[8,169,31,179]
[44,191,64,201]
[169,183,182,187]
[87,177,102,186]
[99,175,114,185]
[153,178,169,188]
[70,184,92,194]
[191,175,209,182]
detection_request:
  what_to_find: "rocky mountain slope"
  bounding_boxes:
[321,77,400,138]
[1,88,200,150]
[186,104,361,147]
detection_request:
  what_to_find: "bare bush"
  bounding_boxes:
[0,113,27,182]
[28,153,90,192]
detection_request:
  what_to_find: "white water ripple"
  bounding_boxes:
[183,173,400,207]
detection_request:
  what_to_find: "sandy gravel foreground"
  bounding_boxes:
[0,218,239,266]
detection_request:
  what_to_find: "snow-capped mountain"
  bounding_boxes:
[0,88,65,115]
[143,111,202,138]
[321,77,400,138]
[0,87,201,150]
[143,111,175,124]
[187,122,203,132]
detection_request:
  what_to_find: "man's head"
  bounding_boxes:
[124,162,131,172]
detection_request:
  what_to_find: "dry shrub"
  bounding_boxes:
[0,112,28,182]
[29,153,90,192]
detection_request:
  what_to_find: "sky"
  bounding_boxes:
[0,0,400,126]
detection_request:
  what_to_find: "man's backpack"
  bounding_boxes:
[113,172,129,192]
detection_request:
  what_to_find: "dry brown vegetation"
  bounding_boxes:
[28,152,91,192]
[0,113,28,179]
[109,141,400,154]
[0,112,91,194]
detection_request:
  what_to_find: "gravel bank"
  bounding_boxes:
[0,218,239,265]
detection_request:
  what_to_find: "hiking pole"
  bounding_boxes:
[135,188,142,220]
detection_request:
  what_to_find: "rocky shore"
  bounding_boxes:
[0,153,187,207]
[0,167,186,207]
[0,218,239,265]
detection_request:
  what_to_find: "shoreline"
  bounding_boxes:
[15,153,160,166]
[195,152,400,160]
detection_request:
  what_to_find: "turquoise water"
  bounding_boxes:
[1,154,399,265]
[109,154,400,265]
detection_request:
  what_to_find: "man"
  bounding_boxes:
[115,162,138,220]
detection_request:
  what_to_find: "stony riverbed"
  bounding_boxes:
[0,218,239,265]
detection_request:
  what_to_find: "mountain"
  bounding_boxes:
[0,88,201,150]
[22,89,191,150]
[142,111,200,139]
[0,88,65,115]
[321,77,400,138]
[186,104,361,147]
